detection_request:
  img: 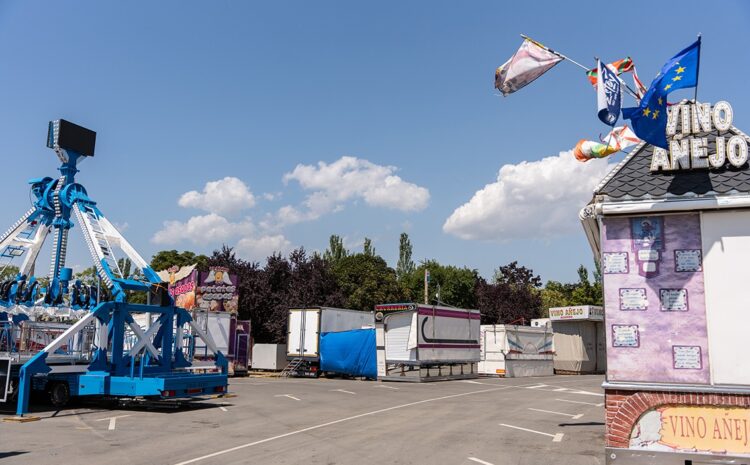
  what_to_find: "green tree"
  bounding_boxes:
[322,235,348,264]
[332,253,402,312]
[539,280,574,316]
[402,260,479,308]
[150,250,208,272]
[396,233,415,282]
[0,265,20,281]
[363,237,375,256]
[538,263,603,315]
[570,264,603,306]
[74,266,99,286]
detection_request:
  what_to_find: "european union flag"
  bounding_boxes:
[622,38,701,148]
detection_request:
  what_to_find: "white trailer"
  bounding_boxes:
[478,324,554,377]
[286,307,374,376]
[375,303,480,382]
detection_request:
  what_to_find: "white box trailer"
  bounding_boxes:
[286,307,374,376]
[478,324,554,377]
[375,303,480,382]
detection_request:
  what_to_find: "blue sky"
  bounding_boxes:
[0,1,748,284]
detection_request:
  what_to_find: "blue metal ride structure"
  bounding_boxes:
[0,120,228,416]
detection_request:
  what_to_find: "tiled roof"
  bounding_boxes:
[596,127,750,200]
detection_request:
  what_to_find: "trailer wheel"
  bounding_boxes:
[48,382,70,408]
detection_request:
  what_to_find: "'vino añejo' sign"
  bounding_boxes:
[650,101,749,172]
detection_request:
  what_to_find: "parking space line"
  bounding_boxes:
[499,423,564,442]
[528,408,583,419]
[526,384,548,389]
[555,398,604,407]
[274,394,301,401]
[219,406,228,412]
[374,384,399,390]
[468,457,495,465]
[174,386,508,465]
[95,415,131,431]
[331,389,356,395]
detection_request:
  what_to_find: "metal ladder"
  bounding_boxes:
[280,358,304,378]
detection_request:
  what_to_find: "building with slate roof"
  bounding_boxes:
[579,101,750,464]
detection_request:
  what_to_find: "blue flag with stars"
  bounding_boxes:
[622,38,701,148]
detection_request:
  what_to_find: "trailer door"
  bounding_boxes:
[287,310,304,357]
[385,312,416,361]
[302,309,320,358]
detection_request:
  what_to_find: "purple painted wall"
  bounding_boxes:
[601,213,710,384]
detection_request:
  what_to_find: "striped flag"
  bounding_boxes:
[573,126,640,162]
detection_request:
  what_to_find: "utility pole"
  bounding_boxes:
[424,269,430,304]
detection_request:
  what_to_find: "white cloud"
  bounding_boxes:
[443,151,614,241]
[151,213,254,245]
[235,235,293,261]
[178,177,256,216]
[277,156,429,225]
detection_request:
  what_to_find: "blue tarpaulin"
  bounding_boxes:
[319,328,377,379]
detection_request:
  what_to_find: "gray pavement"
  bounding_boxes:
[0,374,605,465]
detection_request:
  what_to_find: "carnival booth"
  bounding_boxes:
[580,100,750,463]
[547,305,606,374]
[374,303,480,382]
[478,324,554,377]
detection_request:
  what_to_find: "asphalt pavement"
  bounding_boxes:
[0,374,605,465]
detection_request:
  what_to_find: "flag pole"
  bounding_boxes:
[693,33,702,104]
[521,34,641,101]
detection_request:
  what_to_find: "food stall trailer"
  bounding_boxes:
[478,324,554,377]
[374,303,480,382]
[580,101,750,463]
[548,305,606,374]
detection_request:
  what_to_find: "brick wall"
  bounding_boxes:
[605,389,750,448]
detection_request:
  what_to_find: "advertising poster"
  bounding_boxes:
[196,267,239,313]
[601,213,710,384]
[164,265,198,310]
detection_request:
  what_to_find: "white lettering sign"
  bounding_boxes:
[650,101,748,172]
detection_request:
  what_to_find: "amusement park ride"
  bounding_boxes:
[0,120,228,417]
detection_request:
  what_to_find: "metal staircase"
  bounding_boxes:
[280,358,304,377]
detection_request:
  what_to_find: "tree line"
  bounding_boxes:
[147,233,603,344]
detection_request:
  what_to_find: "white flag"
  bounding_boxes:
[494,39,563,96]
